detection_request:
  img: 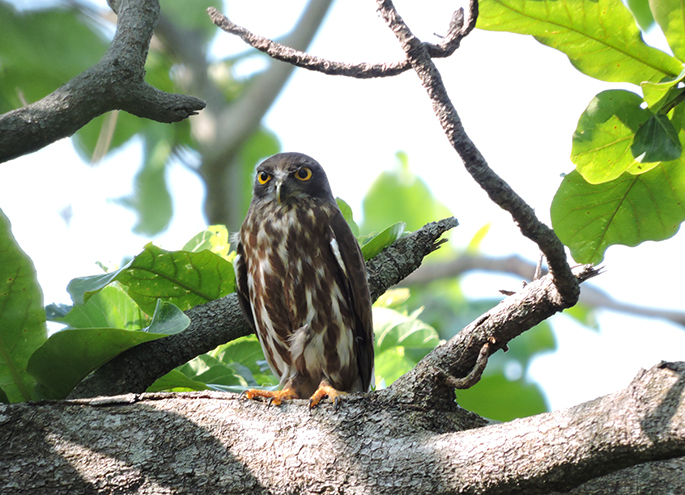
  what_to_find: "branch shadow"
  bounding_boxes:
[2,395,269,494]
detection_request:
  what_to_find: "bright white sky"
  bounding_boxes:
[3,0,685,410]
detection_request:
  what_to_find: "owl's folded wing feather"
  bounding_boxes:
[329,210,375,392]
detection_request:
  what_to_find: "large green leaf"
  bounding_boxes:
[478,0,682,85]
[361,152,452,235]
[551,165,685,264]
[27,328,166,400]
[0,209,47,402]
[53,284,147,331]
[68,243,236,315]
[572,90,653,184]
[649,0,685,61]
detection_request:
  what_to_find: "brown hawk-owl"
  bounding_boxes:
[235,152,374,408]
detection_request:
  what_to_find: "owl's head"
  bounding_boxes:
[252,152,334,205]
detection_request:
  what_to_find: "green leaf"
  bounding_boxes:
[456,374,548,421]
[360,151,452,235]
[465,223,492,254]
[0,4,107,112]
[68,243,236,314]
[641,68,685,110]
[360,222,406,261]
[503,322,556,369]
[144,300,190,335]
[631,113,682,163]
[147,369,210,393]
[477,0,682,85]
[374,347,417,387]
[551,165,685,264]
[572,90,655,183]
[373,307,440,356]
[180,354,258,388]
[210,335,270,377]
[182,225,231,258]
[336,197,360,238]
[115,130,173,236]
[0,209,47,402]
[627,0,655,30]
[54,284,146,330]
[564,303,600,331]
[27,328,166,399]
[649,0,685,61]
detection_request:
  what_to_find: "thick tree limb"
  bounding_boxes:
[5,362,685,494]
[0,0,205,163]
[69,218,458,399]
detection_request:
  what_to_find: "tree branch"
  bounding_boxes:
[69,218,458,399]
[375,0,578,306]
[206,0,476,79]
[6,362,685,494]
[385,264,600,410]
[0,0,205,164]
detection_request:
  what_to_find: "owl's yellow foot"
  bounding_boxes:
[242,387,298,406]
[308,383,346,409]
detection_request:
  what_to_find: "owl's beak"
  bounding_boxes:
[275,179,283,205]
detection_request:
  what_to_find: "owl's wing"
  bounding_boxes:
[234,240,256,332]
[329,210,375,392]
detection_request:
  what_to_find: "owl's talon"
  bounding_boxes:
[309,382,344,409]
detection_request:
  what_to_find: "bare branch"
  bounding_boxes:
[69,218,458,399]
[206,3,476,79]
[0,0,205,163]
[374,0,579,309]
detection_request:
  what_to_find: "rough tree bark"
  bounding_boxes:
[3,362,685,494]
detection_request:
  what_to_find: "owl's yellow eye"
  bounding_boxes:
[257,171,271,184]
[295,167,312,181]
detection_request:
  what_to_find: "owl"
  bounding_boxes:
[234,152,374,408]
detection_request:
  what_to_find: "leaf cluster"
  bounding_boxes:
[480,0,685,263]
